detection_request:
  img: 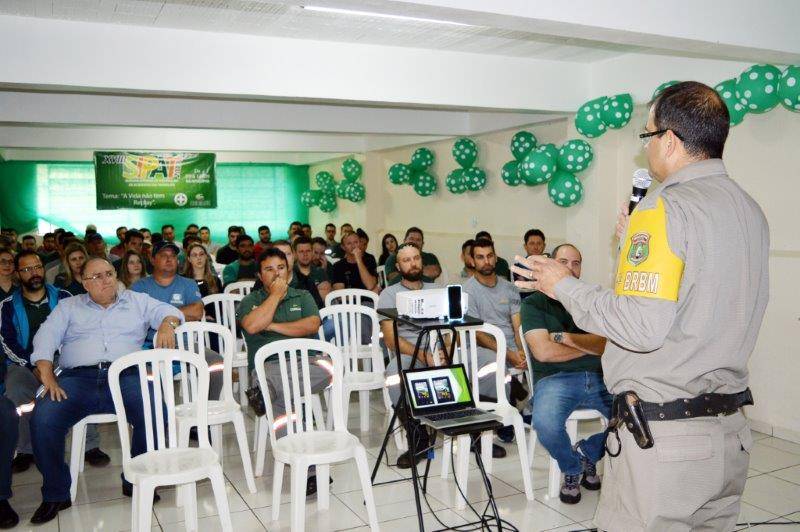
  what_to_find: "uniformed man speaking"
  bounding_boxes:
[512,81,769,531]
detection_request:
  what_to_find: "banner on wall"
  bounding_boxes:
[94,152,217,210]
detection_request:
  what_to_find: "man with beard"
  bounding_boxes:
[253,225,272,258]
[214,226,241,265]
[292,236,330,308]
[222,234,257,286]
[331,232,378,292]
[311,237,335,281]
[0,251,109,474]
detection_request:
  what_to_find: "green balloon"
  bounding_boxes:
[778,65,800,113]
[315,171,334,187]
[519,149,555,186]
[652,80,680,101]
[463,167,487,191]
[575,97,607,138]
[547,170,583,208]
[388,163,412,185]
[600,93,633,129]
[346,181,366,202]
[536,143,559,162]
[341,158,362,181]
[445,169,466,194]
[558,139,594,173]
[735,64,781,113]
[300,190,318,208]
[319,193,337,213]
[335,180,350,199]
[510,131,537,161]
[452,138,478,169]
[715,78,748,126]
[501,161,522,186]
[412,172,437,197]
[410,147,435,171]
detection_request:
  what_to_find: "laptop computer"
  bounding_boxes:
[401,364,502,430]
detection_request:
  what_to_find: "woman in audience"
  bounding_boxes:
[378,233,398,266]
[117,249,146,289]
[54,242,87,295]
[182,242,223,325]
[0,247,17,300]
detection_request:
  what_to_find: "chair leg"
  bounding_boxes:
[209,466,233,532]
[211,424,224,469]
[69,421,86,502]
[131,484,139,532]
[527,428,537,469]
[455,434,471,510]
[440,436,452,479]
[359,390,370,432]
[183,482,198,532]
[78,424,87,472]
[324,388,334,431]
[513,420,534,500]
[271,461,285,522]
[238,367,249,407]
[317,463,330,510]
[252,416,260,452]
[136,480,155,531]
[480,431,493,475]
[547,457,561,499]
[342,388,352,431]
[354,446,380,531]
[311,395,325,431]
[255,416,269,477]
[232,414,257,494]
[290,464,309,532]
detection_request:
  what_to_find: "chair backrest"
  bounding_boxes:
[318,304,384,374]
[174,321,236,403]
[325,288,378,307]
[224,280,255,296]
[108,349,211,468]
[376,265,388,289]
[456,323,511,408]
[212,261,225,277]
[253,339,342,445]
[202,293,244,345]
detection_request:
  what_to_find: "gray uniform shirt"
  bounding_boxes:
[462,276,521,350]
[554,159,769,402]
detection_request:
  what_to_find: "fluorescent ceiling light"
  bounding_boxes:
[301,5,472,26]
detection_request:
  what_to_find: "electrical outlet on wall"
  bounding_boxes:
[470,217,478,228]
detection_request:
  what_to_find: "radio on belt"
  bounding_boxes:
[396,286,469,320]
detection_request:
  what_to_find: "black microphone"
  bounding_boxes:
[629,168,653,214]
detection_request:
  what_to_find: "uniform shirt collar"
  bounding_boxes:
[663,158,728,188]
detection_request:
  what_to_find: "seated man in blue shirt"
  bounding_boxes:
[27,257,182,525]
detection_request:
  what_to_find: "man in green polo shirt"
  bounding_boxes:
[292,236,331,306]
[520,244,611,505]
[237,247,330,495]
[384,227,441,285]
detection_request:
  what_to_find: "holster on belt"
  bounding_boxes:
[605,391,654,456]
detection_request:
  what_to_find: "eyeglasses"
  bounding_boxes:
[639,128,684,147]
[18,265,44,274]
[84,271,116,282]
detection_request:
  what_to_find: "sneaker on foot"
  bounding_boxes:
[11,453,33,474]
[559,473,581,504]
[496,425,515,444]
[579,454,601,490]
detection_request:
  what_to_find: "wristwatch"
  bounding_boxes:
[168,319,180,329]
[553,332,564,344]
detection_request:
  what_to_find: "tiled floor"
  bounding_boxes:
[7,393,800,531]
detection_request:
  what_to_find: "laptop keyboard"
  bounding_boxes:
[426,408,484,421]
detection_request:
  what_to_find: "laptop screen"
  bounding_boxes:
[403,365,473,411]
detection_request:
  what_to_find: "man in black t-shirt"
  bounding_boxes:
[520,244,611,505]
[331,232,378,292]
[215,226,241,265]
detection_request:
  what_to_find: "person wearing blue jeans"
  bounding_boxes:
[0,397,20,528]
[519,244,612,504]
[27,257,183,525]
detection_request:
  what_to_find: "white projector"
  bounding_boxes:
[396,288,469,319]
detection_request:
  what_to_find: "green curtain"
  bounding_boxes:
[0,161,309,242]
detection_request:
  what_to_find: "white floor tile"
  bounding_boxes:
[58,496,157,531]
[742,474,800,516]
[252,495,366,531]
[152,480,249,525]
[161,509,266,532]
[750,442,800,473]
[758,437,800,457]
[535,486,600,523]
[772,465,800,486]
[492,492,576,530]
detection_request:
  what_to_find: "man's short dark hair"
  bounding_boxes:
[236,234,254,246]
[292,236,312,250]
[461,239,475,253]
[116,226,126,232]
[43,232,55,240]
[301,223,311,229]
[183,235,202,249]
[271,239,291,248]
[257,247,288,270]
[140,227,150,233]
[151,233,163,245]
[227,225,241,235]
[524,229,545,243]
[405,226,423,239]
[311,237,327,247]
[650,81,730,159]
[124,229,143,244]
[14,250,41,271]
[161,224,174,232]
[470,238,495,258]
[186,223,199,230]
[258,225,270,232]
[551,243,581,260]
[199,226,210,232]
[356,228,369,242]
[325,223,335,230]
[290,221,301,227]
[475,231,492,241]
[22,235,35,242]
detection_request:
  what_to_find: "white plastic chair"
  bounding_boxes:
[442,324,534,509]
[212,261,225,277]
[376,265,388,289]
[253,339,379,531]
[203,293,249,407]
[519,325,607,499]
[325,288,378,308]
[69,413,117,501]
[223,280,255,296]
[172,322,257,495]
[108,349,232,532]
[318,305,385,432]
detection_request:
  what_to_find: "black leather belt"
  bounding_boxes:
[637,389,753,422]
[72,361,113,370]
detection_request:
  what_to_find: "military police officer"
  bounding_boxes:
[513,81,769,531]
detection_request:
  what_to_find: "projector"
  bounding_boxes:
[396,288,468,319]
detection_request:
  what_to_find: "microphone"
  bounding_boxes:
[629,168,653,214]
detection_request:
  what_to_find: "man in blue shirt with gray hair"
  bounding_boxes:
[26,256,183,525]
